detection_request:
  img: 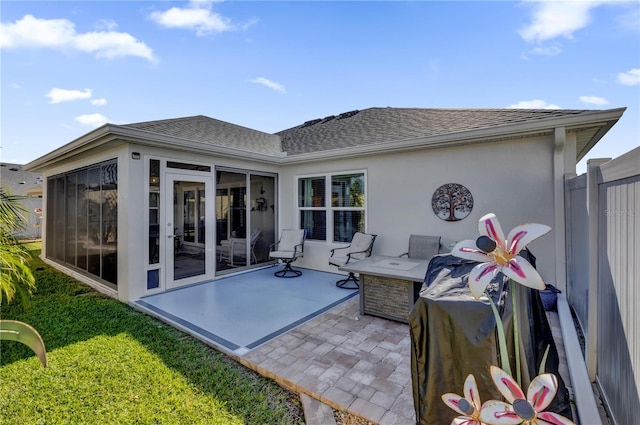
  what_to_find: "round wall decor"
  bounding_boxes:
[431,183,473,221]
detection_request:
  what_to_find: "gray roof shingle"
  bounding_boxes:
[117,107,616,160]
[276,107,589,155]
[123,115,282,155]
[0,163,43,196]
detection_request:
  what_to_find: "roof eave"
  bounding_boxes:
[24,124,118,172]
[24,124,284,171]
[107,125,284,164]
[280,107,627,164]
[24,107,625,170]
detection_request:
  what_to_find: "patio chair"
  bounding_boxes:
[219,228,261,265]
[399,235,440,260]
[269,229,306,277]
[329,232,377,289]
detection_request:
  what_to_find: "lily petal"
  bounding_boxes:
[490,365,526,403]
[501,256,545,290]
[478,400,522,425]
[453,240,491,263]
[468,263,499,299]
[506,223,552,255]
[442,393,468,416]
[478,213,506,249]
[527,373,558,411]
[463,374,482,412]
[535,411,576,425]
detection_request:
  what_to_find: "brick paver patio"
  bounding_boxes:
[238,295,415,424]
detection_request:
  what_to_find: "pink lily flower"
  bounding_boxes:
[479,366,575,425]
[452,213,551,299]
[441,374,489,425]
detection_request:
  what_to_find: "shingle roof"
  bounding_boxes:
[111,107,618,162]
[123,115,282,155]
[0,163,43,196]
[276,107,590,155]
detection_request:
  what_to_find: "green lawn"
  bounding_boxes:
[0,243,304,424]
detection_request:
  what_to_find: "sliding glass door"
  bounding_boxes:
[215,170,276,273]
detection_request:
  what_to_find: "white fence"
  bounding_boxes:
[565,147,640,424]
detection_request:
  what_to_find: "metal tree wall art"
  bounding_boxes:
[431,183,473,221]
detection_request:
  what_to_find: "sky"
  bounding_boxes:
[1,0,638,174]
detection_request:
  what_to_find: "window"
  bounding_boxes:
[298,172,365,242]
[149,159,160,264]
[46,160,118,287]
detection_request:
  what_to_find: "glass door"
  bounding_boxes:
[166,174,212,289]
[215,170,276,274]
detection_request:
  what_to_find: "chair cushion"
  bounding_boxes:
[348,232,375,259]
[279,229,305,251]
[328,255,349,267]
[269,250,297,260]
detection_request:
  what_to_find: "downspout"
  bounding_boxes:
[553,127,568,290]
[555,129,604,423]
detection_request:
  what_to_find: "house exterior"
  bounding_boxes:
[24,107,625,303]
[0,163,43,239]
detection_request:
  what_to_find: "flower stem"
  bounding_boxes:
[487,291,512,378]
[511,280,521,386]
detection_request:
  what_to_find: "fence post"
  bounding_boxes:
[586,158,609,381]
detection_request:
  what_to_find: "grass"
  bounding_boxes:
[0,242,304,424]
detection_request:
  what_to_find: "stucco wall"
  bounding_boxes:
[279,136,560,286]
[38,133,569,301]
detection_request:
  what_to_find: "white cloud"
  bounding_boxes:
[94,19,119,32]
[46,88,92,104]
[9,82,21,89]
[250,77,286,94]
[75,113,109,128]
[617,68,640,86]
[74,31,155,60]
[519,1,600,43]
[91,98,107,106]
[579,96,610,106]
[149,1,238,36]
[527,43,562,57]
[0,14,155,61]
[508,100,561,109]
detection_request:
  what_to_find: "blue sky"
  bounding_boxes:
[1,1,638,173]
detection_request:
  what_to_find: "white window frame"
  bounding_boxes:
[297,170,367,243]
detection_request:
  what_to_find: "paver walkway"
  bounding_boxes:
[236,294,576,425]
[238,295,415,424]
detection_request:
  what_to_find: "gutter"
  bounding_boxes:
[279,108,626,164]
[557,293,603,424]
[25,108,625,171]
[24,124,284,171]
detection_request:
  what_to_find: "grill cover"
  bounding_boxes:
[409,254,572,424]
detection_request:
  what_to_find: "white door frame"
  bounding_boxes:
[164,172,214,290]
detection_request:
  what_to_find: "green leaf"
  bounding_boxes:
[0,320,47,367]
